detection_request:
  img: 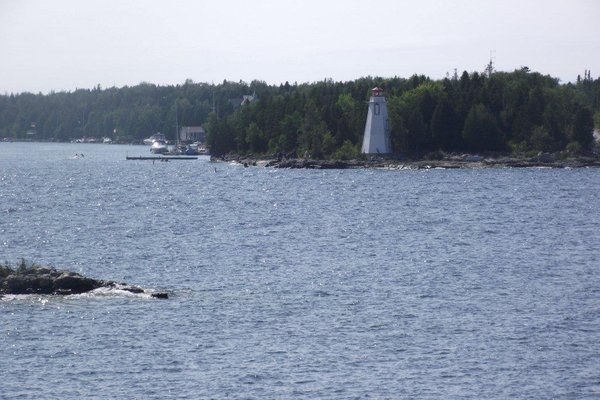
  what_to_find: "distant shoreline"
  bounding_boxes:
[214,153,600,169]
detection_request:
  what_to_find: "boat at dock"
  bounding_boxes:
[150,140,168,154]
[143,133,167,145]
[184,142,210,155]
[126,155,198,160]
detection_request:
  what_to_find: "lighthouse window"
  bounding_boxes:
[374,103,380,115]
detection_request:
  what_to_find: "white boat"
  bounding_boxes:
[143,133,166,145]
[150,140,168,154]
[197,144,210,155]
[187,142,210,155]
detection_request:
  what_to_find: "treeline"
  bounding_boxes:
[0,80,228,143]
[1,69,598,158]
[206,68,599,158]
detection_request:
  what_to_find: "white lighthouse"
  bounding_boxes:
[361,87,391,155]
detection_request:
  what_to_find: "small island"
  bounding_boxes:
[0,260,168,299]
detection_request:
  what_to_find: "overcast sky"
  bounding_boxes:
[1,0,599,94]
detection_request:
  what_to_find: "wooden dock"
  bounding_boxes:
[126,156,198,161]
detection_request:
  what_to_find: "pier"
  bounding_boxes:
[126,156,198,161]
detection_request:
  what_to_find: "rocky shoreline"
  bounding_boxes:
[214,153,600,170]
[0,262,168,299]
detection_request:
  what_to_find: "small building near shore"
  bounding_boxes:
[361,87,391,155]
[179,126,206,143]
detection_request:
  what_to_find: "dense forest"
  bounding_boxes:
[1,68,599,159]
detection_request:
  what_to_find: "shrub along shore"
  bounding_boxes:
[213,151,600,169]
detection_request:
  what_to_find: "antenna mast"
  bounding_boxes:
[485,50,496,77]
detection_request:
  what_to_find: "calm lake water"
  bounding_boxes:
[1,142,599,399]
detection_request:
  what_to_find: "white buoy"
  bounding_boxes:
[361,87,391,155]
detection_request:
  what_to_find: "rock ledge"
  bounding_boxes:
[0,263,168,299]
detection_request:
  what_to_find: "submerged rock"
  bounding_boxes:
[0,263,168,299]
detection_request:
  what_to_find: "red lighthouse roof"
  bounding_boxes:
[371,87,383,96]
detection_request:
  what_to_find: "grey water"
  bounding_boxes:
[1,142,599,399]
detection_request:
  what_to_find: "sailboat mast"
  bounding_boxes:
[175,101,179,147]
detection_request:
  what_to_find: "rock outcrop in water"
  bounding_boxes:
[0,262,168,299]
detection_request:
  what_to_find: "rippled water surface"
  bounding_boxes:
[1,142,599,399]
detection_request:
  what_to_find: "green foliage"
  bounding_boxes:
[431,97,460,150]
[0,70,598,158]
[206,112,234,156]
[18,258,27,272]
[245,122,267,153]
[277,112,302,154]
[462,103,504,152]
[0,259,41,277]
[423,150,445,160]
[566,141,582,154]
[571,105,594,149]
[508,140,529,154]
[530,126,557,152]
[321,131,336,157]
[332,140,359,160]
[0,263,13,278]
[335,93,363,144]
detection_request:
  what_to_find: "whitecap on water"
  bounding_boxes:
[1,286,166,302]
[75,285,154,299]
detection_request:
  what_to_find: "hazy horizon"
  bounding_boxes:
[1,0,599,95]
